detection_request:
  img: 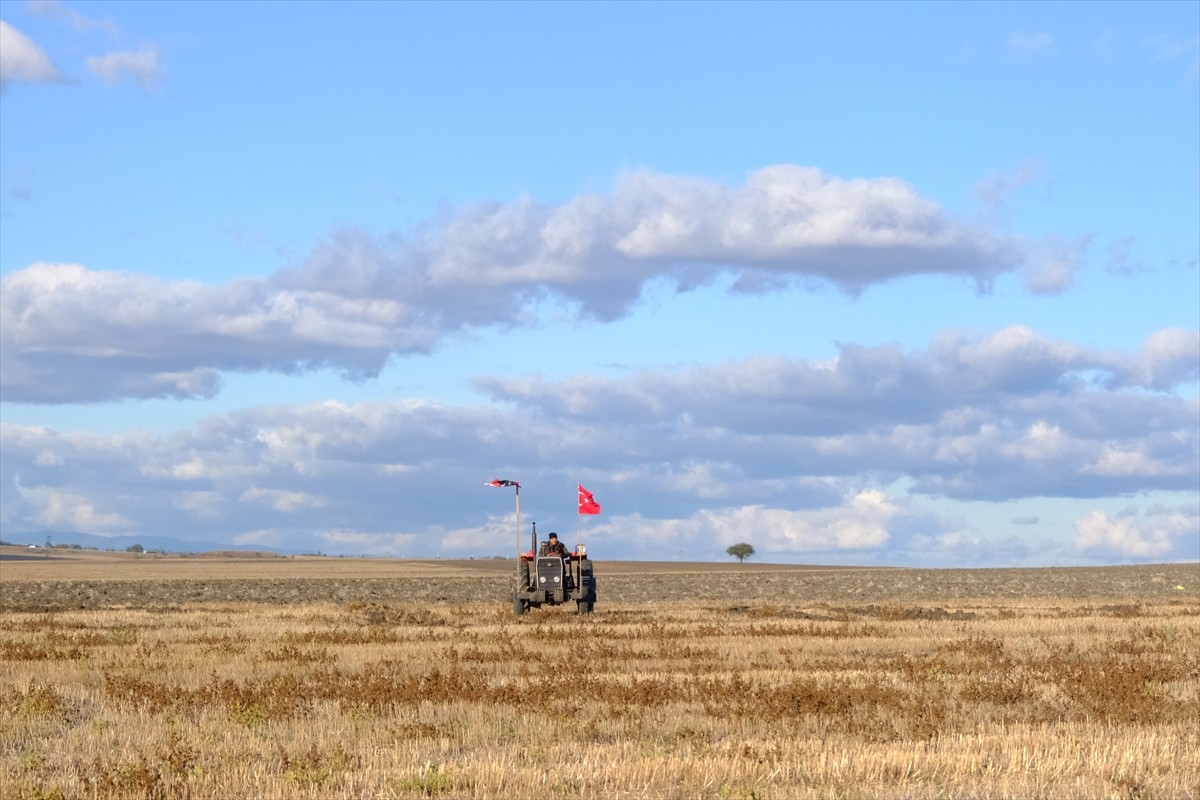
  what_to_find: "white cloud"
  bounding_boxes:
[1024,235,1093,295]
[1074,507,1198,559]
[484,325,1197,418]
[593,491,899,557]
[1131,328,1200,389]
[439,524,510,553]
[27,0,122,35]
[707,492,897,551]
[18,2,164,91]
[1081,445,1187,479]
[153,457,263,482]
[1,166,1034,403]
[239,486,329,512]
[34,449,62,467]
[1,322,1195,561]
[18,485,128,531]
[477,326,1199,502]
[174,491,222,519]
[601,167,1020,285]
[0,20,64,90]
[85,46,163,89]
[232,529,287,548]
[1003,422,1072,461]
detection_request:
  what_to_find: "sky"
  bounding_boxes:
[1,0,1197,566]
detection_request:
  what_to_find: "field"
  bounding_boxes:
[1,547,1198,799]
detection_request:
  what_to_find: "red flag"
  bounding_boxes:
[578,484,600,515]
[485,479,520,488]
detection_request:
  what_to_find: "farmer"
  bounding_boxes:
[540,531,570,559]
[540,532,574,590]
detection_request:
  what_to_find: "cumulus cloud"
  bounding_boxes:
[0,263,409,402]
[27,0,121,35]
[0,20,64,91]
[479,325,1199,419]
[1,166,1032,403]
[476,325,1200,501]
[86,46,163,89]
[1024,235,1093,295]
[8,5,163,92]
[239,486,328,512]
[606,491,899,558]
[12,484,129,531]
[1,325,1195,560]
[1074,506,1198,559]
[1128,328,1200,389]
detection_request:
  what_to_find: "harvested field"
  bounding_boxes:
[2,548,1198,799]
[2,547,1194,610]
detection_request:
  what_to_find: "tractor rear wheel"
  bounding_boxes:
[513,595,528,615]
[575,599,593,614]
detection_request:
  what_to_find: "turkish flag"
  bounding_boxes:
[578,484,601,515]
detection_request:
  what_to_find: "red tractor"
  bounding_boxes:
[513,523,596,615]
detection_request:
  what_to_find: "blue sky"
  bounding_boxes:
[1,0,1197,565]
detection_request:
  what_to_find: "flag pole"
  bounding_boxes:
[487,479,523,572]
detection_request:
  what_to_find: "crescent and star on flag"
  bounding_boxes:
[578,484,601,515]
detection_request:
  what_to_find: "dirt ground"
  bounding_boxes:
[1,546,1196,611]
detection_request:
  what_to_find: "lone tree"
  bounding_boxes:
[727,543,755,563]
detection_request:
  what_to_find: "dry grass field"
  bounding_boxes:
[1,546,1197,799]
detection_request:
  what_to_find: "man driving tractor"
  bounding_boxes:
[539,532,574,590]
[539,531,569,559]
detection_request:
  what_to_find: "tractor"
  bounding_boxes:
[513,523,596,615]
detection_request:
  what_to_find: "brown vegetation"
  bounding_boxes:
[1,552,1197,798]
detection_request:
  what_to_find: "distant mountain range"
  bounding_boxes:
[0,530,293,555]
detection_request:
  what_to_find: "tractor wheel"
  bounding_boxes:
[513,595,528,616]
[576,599,593,614]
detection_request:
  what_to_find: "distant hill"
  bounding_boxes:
[0,530,292,555]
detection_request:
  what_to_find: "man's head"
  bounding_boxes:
[548,532,558,542]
